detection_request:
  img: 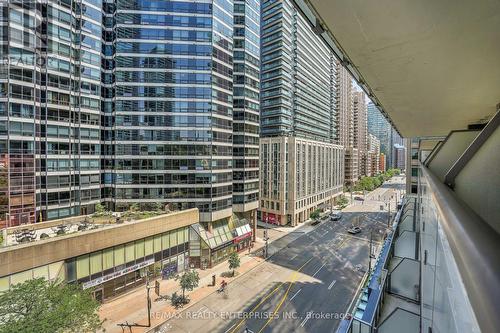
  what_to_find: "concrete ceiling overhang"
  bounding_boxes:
[298,0,500,137]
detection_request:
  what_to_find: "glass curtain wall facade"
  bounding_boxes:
[260,0,337,142]
[367,102,391,171]
[1,0,259,228]
[259,0,344,226]
[232,0,259,216]
[0,0,103,226]
[106,0,234,224]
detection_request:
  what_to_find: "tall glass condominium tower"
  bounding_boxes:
[1,0,103,225]
[232,0,260,221]
[0,0,259,228]
[259,0,344,226]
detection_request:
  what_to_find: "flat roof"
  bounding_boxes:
[0,208,199,277]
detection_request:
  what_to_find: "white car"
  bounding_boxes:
[331,211,342,221]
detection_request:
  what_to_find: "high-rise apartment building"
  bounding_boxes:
[108,0,236,226]
[353,91,368,152]
[259,0,343,226]
[353,91,369,178]
[1,0,103,226]
[368,102,390,162]
[232,0,260,223]
[336,65,353,148]
[335,65,358,185]
[0,0,259,232]
[367,133,381,176]
[368,101,405,170]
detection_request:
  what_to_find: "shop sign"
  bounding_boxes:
[263,213,279,225]
[82,258,155,289]
[233,232,252,243]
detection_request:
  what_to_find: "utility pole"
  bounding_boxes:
[387,202,391,227]
[263,229,269,258]
[368,231,373,272]
[145,273,152,327]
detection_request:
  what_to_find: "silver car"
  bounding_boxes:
[331,211,342,221]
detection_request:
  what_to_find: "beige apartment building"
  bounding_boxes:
[353,91,369,179]
[368,133,381,176]
[259,137,344,226]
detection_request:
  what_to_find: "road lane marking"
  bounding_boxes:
[322,230,329,236]
[224,323,237,333]
[231,257,313,333]
[328,279,337,290]
[300,312,312,327]
[256,257,314,333]
[229,282,285,333]
[312,263,325,277]
[289,288,302,301]
[291,254,298,260]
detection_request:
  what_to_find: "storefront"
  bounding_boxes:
[190,222,235,268]
[0,208,200,304]
[68,226,190,301]
[190,218,254,268]
[233,224,252,252]
[262,212,281,225]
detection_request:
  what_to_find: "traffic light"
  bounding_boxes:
[155,280,160,296]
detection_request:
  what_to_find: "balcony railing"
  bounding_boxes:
[338,168,499,333]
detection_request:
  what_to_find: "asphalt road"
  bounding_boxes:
[151,177,405,333]
[225,210,386,333]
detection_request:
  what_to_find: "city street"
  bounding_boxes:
[151,176,405,333]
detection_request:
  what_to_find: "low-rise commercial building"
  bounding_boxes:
[0,209,199,302]
[189,217,253,269]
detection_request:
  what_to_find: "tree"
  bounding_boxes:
[309,209,321,220]
[337,195,349,208]
[0,278,101,333]
[92,202,111,218]
[129,203,140,212]
[228,252,240,276]
[175,270,199,300]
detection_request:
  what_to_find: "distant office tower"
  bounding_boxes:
[393,143,406,171]
[390,127,404,168]
[0,0,260,233]
[368,102,391,168]
[259,0,344,226]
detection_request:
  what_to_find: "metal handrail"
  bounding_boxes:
[421,164,500,333]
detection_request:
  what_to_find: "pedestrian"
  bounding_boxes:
[248,246,251,254]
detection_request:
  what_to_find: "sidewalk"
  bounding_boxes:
[99,222,310,332]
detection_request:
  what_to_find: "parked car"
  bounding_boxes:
[348,226,362,234]
[354,196,365,201]
[331,211,342,221]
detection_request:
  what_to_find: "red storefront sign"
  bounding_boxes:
[233,231,252,244]
[263,213,280,225]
